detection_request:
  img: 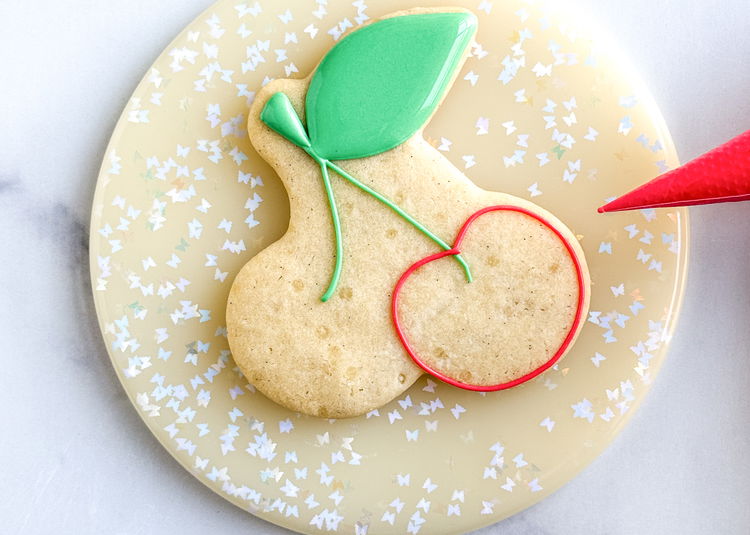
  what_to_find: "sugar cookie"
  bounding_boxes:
[226,8,590,418]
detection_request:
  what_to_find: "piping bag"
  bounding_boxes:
[599,130,750,213]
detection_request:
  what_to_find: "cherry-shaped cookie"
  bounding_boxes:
[227,8,590,418]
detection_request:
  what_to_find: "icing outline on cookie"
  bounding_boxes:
[391,205,587,391]
[260,12,478,301]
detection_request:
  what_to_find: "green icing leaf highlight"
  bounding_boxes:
[306,12,477,161]
[260,92,311,149]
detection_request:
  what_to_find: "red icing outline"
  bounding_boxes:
[391,205,587,392]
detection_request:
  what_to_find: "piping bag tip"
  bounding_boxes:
[597,130,750,213]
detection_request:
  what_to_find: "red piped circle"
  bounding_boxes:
[391,205,587,392]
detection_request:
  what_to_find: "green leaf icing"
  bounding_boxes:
[306,12,477,160]
[259,12,477,301]
[260,92,311,149]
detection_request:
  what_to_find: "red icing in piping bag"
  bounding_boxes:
[599,129,750,213]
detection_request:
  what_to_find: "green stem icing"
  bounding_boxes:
[260,91,473,301]
[310,155,344,302]
[259,13,478,301]
[325,160,473,283]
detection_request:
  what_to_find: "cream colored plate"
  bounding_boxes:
[89,0,688,533]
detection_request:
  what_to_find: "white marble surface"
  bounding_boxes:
[1,0,749,533]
